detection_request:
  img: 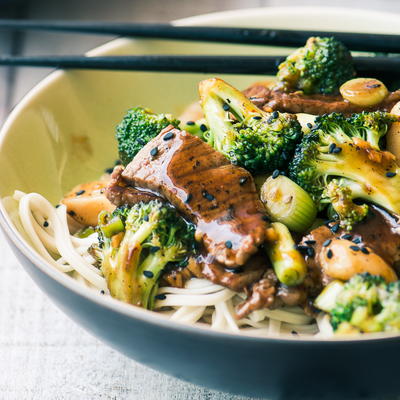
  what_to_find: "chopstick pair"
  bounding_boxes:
[0,19,399,75]
[0,54,399,76]
[1,19,400,52]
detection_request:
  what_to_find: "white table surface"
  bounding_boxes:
[1,1,400,399]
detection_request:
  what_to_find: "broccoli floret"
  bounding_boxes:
[328,273,400,333]
[116,107,180,166]
[322,179,369,230]
[289,112,400,228]
[348,111,398,149]
[276,37,355,95]
[199,78,302,174]
[97,201,195,309]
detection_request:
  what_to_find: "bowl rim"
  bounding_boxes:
[1,5,400,344]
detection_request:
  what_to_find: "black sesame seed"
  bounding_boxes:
[150,246,160,254]
[327,249,333,259]
[186,121,195,126]
[296,245,309,254]
[163,131,175,141]
[328,143,336,153]
[226,266,244,274]
[323,239,332,247]
[305,240,316,245]
[341,234,352,240]
[200,124,208,132]
[350,245,360,252]
[202,191,215,201]
[330,223,339,233]
[291,330,298,335]
[307,247,315,258]
[332,146,342,154]
[155,293,167,300]
[150,147,158,157]
[352,237,362,244]
[386,172,397,178]
[143,270,154,278]
[361,247,369,254]
[143,215,149,222]
[55,204,60,209]
[222,103,230,111]
[105,167,114,174]
[75,189,85,196]
[239,177,248,185]
[272,111,279,119]
[43,221,49,228]
[253,116,262,120]
[185,193,193,203]
[68,210,76,217]
[272,169,280,179]
[100,290,105,295]
[307,123,313,129]
[225,240,233,249]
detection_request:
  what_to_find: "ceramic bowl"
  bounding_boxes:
[1,7,400,399]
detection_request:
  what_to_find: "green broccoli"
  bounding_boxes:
[199,78,302,174]
[322,179,369,230]
[276,36,355,95]
[181,118,209,140]
[315,273,400,334]
[116,107,180,166]
[97,201,195,309]
[348,111,397,149]
[289,112,400,228]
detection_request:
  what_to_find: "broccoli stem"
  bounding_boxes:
[260,175,317,233]
[199,78,261,154]
[182,118,208,139]
[138,249,173,309]
[265,222,307,286]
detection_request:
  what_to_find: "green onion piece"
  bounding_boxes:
[101,216,125,238]
[314,280,345,312]
[75,226,95,238]
[265,222,307,286]
[260,175,317,233]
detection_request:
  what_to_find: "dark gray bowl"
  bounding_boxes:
[0,7,399,399]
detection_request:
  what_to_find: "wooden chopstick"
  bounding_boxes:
[0,19,400,53]
[0,54,398,77]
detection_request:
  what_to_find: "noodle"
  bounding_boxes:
[4,190,323,337]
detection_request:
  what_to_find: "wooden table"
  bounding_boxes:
[0,1,399,399]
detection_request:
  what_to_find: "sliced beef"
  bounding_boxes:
[161,253,267,292]
[236,269,279,318]
[106,165,161,207]
[235,270,311,319]
[300,205,400,287]
[119,125,268,267]
[244,84,400,116]
[160,257,203,288]
[197,253,267,292]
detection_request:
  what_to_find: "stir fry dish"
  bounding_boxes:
[12,36,400,337]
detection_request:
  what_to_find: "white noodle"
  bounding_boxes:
[9,191,107,291]
[6,190,320,337]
